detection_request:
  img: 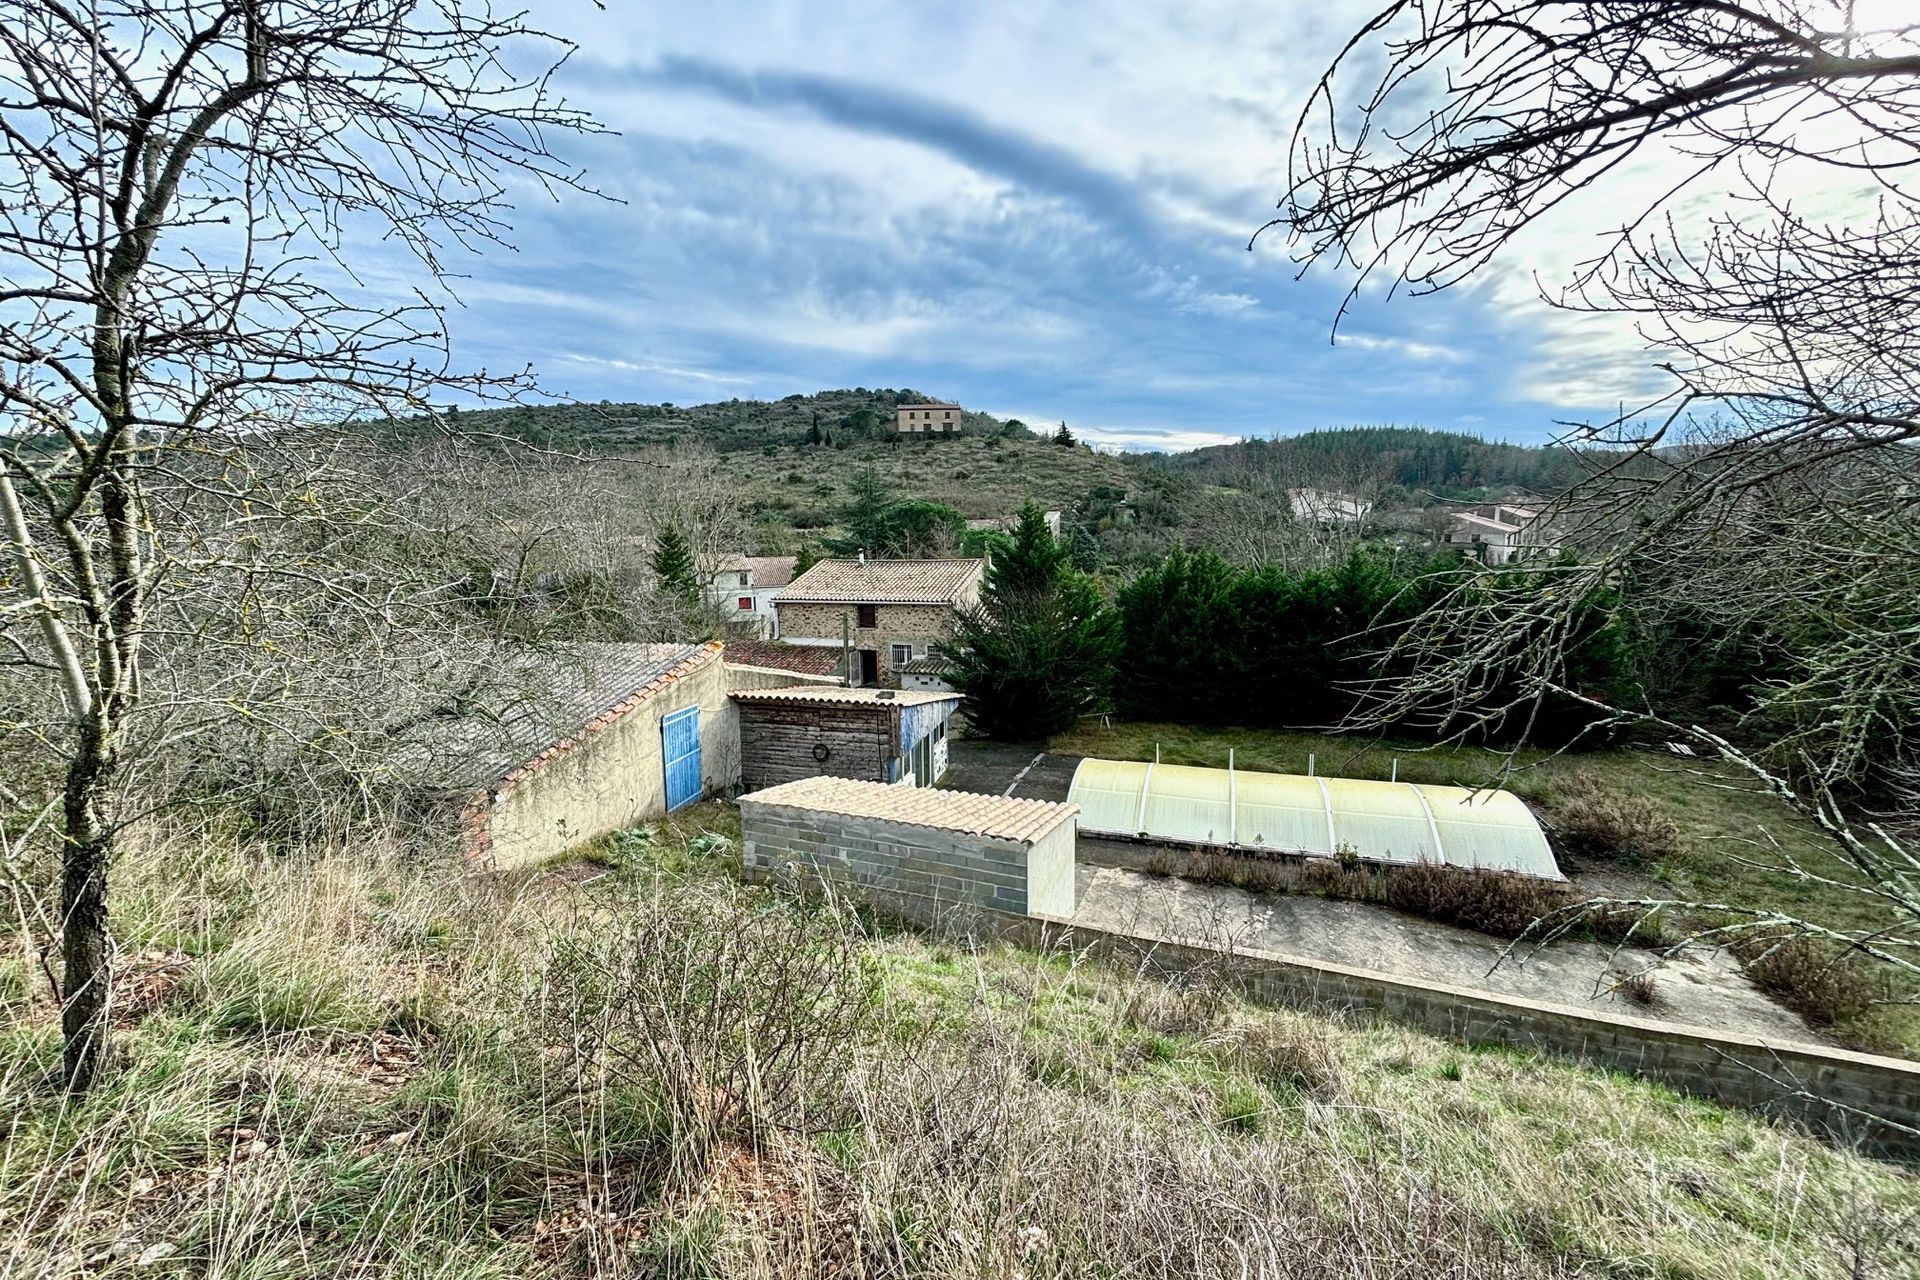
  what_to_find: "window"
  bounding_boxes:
[856,603,877,628]
[738,571,749,587]
[891,643,913,666]
[933,723,945,742]
[738,596,753,611]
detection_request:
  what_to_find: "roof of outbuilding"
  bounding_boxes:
[723,639,845,678]
[897,655,953,675]
[417,642,718,790]
[776,558,983,605]
[740,776,1077,845]
[730,684,959,708]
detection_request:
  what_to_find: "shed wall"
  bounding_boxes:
[483,655,737,870]
[737,702,897,791]
[740,801,1060,917]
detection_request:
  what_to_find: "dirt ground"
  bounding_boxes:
[941,737,1826,1046]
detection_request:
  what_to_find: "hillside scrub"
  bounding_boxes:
[3,812,1916,1276]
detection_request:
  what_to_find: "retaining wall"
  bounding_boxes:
[830,884,1920,1160]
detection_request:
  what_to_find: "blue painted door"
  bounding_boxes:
[661,706,702,812]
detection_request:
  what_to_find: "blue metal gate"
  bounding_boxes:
[661,706,702,812]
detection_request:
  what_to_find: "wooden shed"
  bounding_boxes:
[731,685,962,792]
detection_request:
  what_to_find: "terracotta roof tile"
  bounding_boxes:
[776,558,983,605]
[724,639,844,677]
[730,684,959,708]
[741,776,1077,845]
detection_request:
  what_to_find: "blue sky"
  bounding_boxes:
[429,1,1658,450]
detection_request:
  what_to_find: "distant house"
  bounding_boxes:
[1446,502,1555,565]
[965,509,1062,540]
[896,402,962,434]
[702,554,798,637]
[773,557,984,688]
[1287,488,1372,526]
[732,684,963,791]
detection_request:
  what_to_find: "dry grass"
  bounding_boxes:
[0,809,1915,1278]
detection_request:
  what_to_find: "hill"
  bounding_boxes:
[1156,426,1596,500]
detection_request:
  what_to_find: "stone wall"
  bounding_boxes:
[771,602,960,685]
[740,800,1071,917]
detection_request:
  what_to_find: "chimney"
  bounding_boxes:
[858,549,866,565]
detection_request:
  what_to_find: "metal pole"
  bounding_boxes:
[1391,758,1398,783]
[841,613,851,687]
[1308,752,1315,777]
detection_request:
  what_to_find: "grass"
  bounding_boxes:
[1051,720,1920,1057]
[2,806,1916,1277]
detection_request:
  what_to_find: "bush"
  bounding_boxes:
[1550,770,1681,863]
[1730,931,1881,1027]
[1383,862,1568,938]
[544,883,882,1154]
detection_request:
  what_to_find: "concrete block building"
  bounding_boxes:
[739,776,1079,919]
[772,557,982,687]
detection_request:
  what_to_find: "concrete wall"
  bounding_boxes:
[480,651,737,870]
[874,901,1920,1160]
[741,801,1068,918]
[773,601,961,686]
[1026,822,1076,918]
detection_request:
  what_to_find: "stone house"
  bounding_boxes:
[895,402,962,433]
[732,685,963,791]
[772,557,984,687]
[702,554,798,637]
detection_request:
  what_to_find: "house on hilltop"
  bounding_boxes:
[702,554,798,637]
[773,557,983,688]
[896,402,962,434]
[965,509,1062,540]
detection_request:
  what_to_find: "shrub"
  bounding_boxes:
[1383,862,1568,938]
[1730,931,1881,1027]
[544,884,882,1154]
[1550,770,1681,864]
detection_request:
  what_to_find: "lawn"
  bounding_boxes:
[2,807,1914,1277]
[1051,720,1920,1057]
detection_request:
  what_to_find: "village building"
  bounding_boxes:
[772,557,984,687]
[1446,501,1555,565]
[732,685,962,791]
[1287,487,1372,525]
[702,554,798,637]
[965,509,1062,540]
[896,654,957,694]
[446,642,834,870]
[895,402,962,433]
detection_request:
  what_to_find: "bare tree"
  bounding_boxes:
[0,2,597,1090]
[1278,3,1920,993]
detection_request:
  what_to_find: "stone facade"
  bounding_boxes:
[773,601,961,686]
[896,403,961,433]
[739,798,1076,919]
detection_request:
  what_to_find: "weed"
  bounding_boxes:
[1550,769,1683,864]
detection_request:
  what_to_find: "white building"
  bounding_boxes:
[964,509,1062,539]
[1287,487,1372,525]
[1446,503,1555,565]
[703,555,798,637]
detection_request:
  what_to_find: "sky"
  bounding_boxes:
[421,0,1682,451]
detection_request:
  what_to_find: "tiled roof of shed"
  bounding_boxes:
[724,639,844,677]
[730,684,959,708]
[776,558,982,605]
[897,655,953,674]
[421,642,717,788]
[741,776,1077,845]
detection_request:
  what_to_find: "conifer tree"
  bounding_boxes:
[940,503,1117,738]
[652,524,698,603]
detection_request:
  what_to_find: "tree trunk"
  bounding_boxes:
[60,731,115,1093]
